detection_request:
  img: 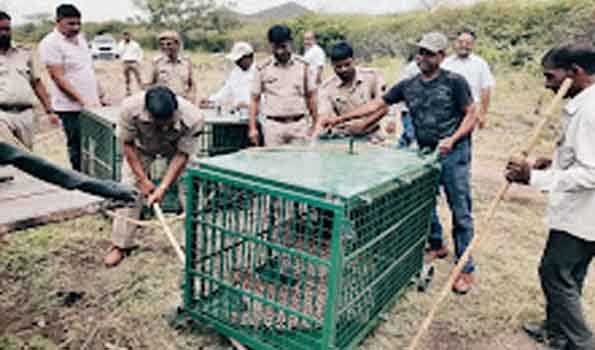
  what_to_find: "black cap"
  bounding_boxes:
[145,86,178,120]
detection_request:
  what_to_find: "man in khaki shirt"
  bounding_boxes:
[105,86,203,267]
[249,24,318,146]
[149,31,196,103]
[318,41,388,143]
[0,11,56,150]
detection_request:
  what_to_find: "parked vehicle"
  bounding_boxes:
[90,34,119,60]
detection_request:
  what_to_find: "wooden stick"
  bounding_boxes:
[151,204,247,350]
[406,78,573,350]
[153,203,186,264]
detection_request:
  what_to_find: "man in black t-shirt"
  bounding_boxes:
[322,32,477,294]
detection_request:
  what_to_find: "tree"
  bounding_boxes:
[132,0,237,34]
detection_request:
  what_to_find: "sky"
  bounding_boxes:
[2,0,480,24]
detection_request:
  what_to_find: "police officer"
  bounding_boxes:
[149,31,196,104]
[318,41,388,143]
[0,11,57,150]
[104,86,203,267]
[249,24,318,146]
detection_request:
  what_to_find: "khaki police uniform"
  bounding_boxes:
[151,54,195,102]
[252,54,316,146]
[319,67,387,142]
[0,47,41,150]
[111,92,203,249]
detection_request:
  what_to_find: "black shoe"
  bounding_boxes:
[523,322,568,350]
[523,322,548,343]
[546,336,568,350]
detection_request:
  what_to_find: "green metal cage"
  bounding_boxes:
[181,143,440,350]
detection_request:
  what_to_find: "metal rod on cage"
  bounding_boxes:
[406,78,573,350]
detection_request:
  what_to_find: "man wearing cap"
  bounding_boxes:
[0,11,57,150]
[317,41,388,143]
[323,32,477,294]
[303,31,326,85]
[117,31,143,96]
[39,4,103,171]
[104,86,203,267]
[149,31,196,103]
[201,42,255,112]
[249,24,318,146]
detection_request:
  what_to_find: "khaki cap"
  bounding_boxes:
[158,31,180,42]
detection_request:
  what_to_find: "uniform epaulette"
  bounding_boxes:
[358,67,378,75]
[320,75,339,89]
[292,55,309,66]
[256,57,273,71]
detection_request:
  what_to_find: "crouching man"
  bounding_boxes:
[105,86,203,267]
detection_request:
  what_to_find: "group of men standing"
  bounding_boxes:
[0,3,593,349]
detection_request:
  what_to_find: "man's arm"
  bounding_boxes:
[248,94,261,145]
[30,78,59,124]
[122,142,154,196]
[478,88,491,128]
[46,64,88,106]
[306,90,318,130]
[358,105,390,131]
[327,98,388,127]
[187,62,197,104]
[147,151,189,206]
[438,103,477,155]
[315,66,323,85]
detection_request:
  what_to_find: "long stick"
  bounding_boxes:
[406,78,573,350]
[153,203,186,264]
[151,203,248,350]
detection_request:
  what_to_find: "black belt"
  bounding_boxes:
[265,114,305,123]
[0,104,33,112]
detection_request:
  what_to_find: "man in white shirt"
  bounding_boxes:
[506,44,595,350]
[303,31,326,85]
[201,41,254,113]
[442,29,495,128]
[117,31,143,96]
[39,4,101,171]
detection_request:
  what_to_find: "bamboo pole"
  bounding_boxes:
[406,78,573,350]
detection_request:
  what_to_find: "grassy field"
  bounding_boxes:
[1,52,593,350]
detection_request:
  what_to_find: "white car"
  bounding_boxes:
[90,34,119,60]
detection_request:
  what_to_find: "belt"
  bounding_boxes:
[265,114,305,123]
[123,60,139,64]
[0,104,33,113]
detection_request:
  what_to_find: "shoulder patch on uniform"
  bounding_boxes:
[256,57,273,71]
[358,67,377,74]
[292,55,309,66]
[321,75,339,89]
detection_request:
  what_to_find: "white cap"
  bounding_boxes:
[226,42,254,62]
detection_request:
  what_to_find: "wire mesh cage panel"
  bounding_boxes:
[80,107,121,181]
[182,143,440,350]
[197,110,251,157]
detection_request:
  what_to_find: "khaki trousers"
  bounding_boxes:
[0,109,34,150]
[111,153,185,249]
[262,117,309,147]
[123,61,142,94]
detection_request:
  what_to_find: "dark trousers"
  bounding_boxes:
[540,229,595,350]
[57,111,82,171]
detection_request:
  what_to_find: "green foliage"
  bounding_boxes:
[228,0,595,67]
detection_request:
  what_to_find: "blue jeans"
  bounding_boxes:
[429,138,475,273]
[398,111,416,148]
